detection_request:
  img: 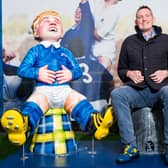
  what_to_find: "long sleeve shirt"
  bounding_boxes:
[61,1,94,57]
[17,42,83,87]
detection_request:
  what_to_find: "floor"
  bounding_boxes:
[0,140,167,168]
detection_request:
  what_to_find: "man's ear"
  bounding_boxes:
[135,19,138,26]
[152,16,156,24]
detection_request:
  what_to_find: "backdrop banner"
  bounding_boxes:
[2,0,168,114]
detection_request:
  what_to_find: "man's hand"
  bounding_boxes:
[94,29,102,41]
[55,65,72,84]
[127,70,144,84]
[149,70,168,83]
[3,48,16,63]
[81,0,88,4]
[38,65,56,84]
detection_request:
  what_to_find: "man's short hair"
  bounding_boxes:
[136,5,153,16]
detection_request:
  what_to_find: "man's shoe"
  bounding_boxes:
[1,109,28,145]
[87,105,114,140]
[164,146,168,165]
[116,145,140,163]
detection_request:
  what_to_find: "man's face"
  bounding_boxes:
[74,7,82,24]
[135,8,154,33]
[35,15,63,41]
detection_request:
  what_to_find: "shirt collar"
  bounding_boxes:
[143,29,156,41]
[40,41,61,48]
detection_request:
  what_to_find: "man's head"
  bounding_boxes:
[32,10,63,41]
[104,0,121,4]
[74,7,82,24]
[135,6,154,34]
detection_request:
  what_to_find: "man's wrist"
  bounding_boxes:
[126,70,130,78]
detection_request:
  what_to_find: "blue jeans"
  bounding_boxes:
[111,85,168,146]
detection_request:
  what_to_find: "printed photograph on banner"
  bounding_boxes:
[2,0,168,113]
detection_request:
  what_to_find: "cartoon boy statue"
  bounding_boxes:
[1,10,113,146]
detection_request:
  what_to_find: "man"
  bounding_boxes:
[62,0,114,111]
[88,0,121,71]
[61,0,94,58]
[2,48,34,102]
[111,6,168,164]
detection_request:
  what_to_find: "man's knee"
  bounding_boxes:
[160,86,168,97]
[111,86,129,100]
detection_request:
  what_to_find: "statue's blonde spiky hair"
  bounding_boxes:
[31,10,61,35]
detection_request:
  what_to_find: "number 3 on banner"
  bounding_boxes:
[80,63,92,84]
